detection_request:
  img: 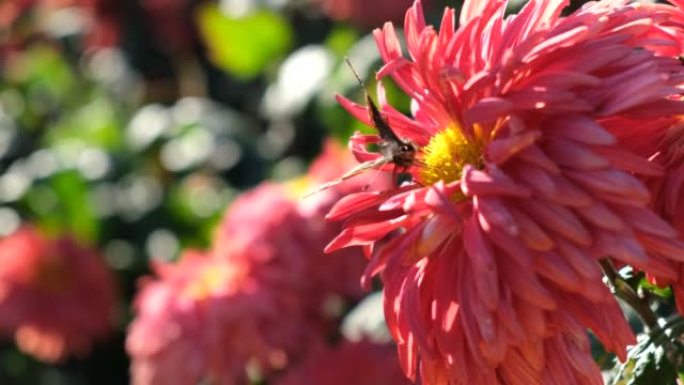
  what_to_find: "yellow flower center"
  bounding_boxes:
[419,124,482,186]
[284,176,311,199]
[183,263,245,300]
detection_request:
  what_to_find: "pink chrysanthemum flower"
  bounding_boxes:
[325,1,684,384]
[0,226,116,363]
[127,250,309,385]
[213,182,344,345]
[274,339,412,385]
[129,141,374,385]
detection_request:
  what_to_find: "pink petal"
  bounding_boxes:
[544,138,610,170]
[518,199,592,246]
[464,97,514,126]
[326,191,385,221]
[488,131,542,165]
[545,115,616,146]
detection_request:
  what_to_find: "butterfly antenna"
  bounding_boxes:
[344,57,367,89]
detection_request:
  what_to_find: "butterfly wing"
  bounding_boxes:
[302,155,391,198]
[343,57,403,144]
[366,95,402,144]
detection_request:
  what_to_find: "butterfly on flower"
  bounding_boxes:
[304,59,418,198]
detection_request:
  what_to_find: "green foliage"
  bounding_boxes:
[2,45,77,131]
[325,27,359,58]
[36,171,99,243]
[45,98,124,151]
[383,77,411,114]
[166,175,235,247]
[611,317,684,385]
[197,5,293,80]
[613,342,677,385]
[4,45,75,100]
[640,277,674,299]
[632,345,676,385]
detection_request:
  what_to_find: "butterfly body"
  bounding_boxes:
[302,60,418,198]
[366,94,417,169]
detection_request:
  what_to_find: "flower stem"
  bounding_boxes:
[599,259,659,330]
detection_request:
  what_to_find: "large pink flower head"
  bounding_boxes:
[0,226,116,363]
[274,339,412,385]
[326,0,684,384]
[127,249,308,385]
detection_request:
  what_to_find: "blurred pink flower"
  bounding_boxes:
[316,0,419,29]
[307,138,364,186]
[213,181,340,348]
[127,250,308,385]
[129,141,374,384]
[0,0,34,27]
[215,140,379,322]
[325,0,684,384]
[0,226,116,363]
[274,339,412,385]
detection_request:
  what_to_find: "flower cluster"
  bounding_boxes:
[325,0,684,384]
[0,226,116,363]
[126,141,376,385]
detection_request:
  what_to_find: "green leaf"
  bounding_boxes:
[45,98,123,150]
[639,277,673,299]
[629,345,677,385]
[166,175,235,248]
[36,171,99,243]
[196,5,292,79]
[325,26,359,58]
[5,45,75,97]
[611,330,683,385]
